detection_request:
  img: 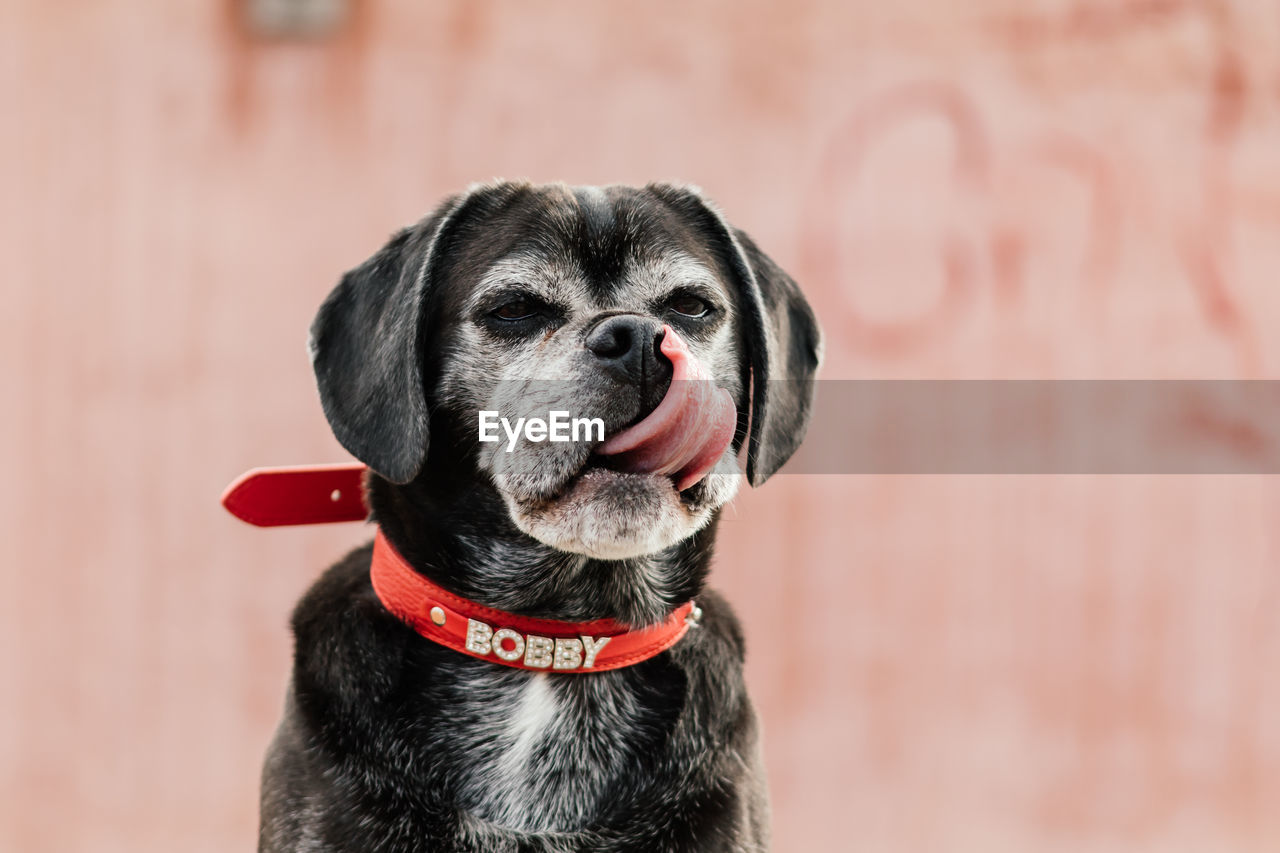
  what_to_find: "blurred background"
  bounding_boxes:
[4,1,1280,850]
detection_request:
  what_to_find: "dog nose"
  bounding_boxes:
[585,315,667,386]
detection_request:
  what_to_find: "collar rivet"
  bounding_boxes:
[429,606,446,626]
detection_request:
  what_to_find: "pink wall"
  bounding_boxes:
[4,1,1280,850]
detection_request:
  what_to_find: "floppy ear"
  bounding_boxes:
[731,227,824,485]
[648,184,823,486]
[308,188,500,483]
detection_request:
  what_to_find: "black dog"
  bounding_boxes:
[259,182,821,852]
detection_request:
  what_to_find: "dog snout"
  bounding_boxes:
[584,315,671,390]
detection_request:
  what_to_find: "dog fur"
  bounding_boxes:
[259,182,821,852]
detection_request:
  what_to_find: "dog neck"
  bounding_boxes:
[366,472,718,627]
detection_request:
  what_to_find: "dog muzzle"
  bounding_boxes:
[595,325,738,491]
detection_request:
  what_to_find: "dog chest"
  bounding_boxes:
[443,669,651,833]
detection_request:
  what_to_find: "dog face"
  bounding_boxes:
[310,182,821,559]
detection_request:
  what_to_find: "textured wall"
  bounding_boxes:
[4,1,1280,850]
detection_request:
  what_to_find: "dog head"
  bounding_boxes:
[310,182,821,559]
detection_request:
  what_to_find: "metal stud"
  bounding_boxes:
[429,606,446,626]
[686,603,703,626]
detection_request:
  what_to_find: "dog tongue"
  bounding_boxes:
[597,325,737,491]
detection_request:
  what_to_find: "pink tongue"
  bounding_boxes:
[596,325,737,491]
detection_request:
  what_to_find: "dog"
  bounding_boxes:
[259,182,822,852]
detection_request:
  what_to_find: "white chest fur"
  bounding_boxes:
[448,669,641,832]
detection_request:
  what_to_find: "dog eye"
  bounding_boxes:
[491,299,540,321]
[668,294,711,319]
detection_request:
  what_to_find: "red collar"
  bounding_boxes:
[223,464,697,673]
[371,529,695,672]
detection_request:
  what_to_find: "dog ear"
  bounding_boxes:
[309,185,514,483]
[730,227,824,485]
[648,184,823,486]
